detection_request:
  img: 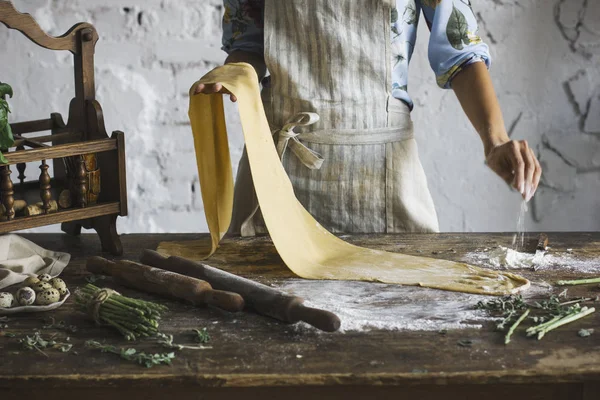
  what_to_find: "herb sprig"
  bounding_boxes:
[476,295,527,314]
[18,332,72,357]
[476,294,596,344]
[193,328,211,344]
[85,340,175,368]
[155,332,212,350]
[42,317,78,333]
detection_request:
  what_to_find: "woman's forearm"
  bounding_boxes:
[451,61,509,156]
[225,50,267,81]
[450,61,542,201]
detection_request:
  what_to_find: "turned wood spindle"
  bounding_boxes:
[39,160,52,214]
[75,156,87,208]
[16,145,26,186]
[0,166,14,220]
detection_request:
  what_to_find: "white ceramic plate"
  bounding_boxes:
[0,290,70,315]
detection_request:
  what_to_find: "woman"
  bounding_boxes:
[192,0,542,236]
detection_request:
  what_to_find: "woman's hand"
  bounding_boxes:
[190,50,267,102]
[190,82,237,102]
[485,139,542,202]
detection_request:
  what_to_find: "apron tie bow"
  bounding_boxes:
[275,112,324,170]
[242,112,323,236]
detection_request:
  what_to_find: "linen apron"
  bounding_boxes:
[229,0,439,236]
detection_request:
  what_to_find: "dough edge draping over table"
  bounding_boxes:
[158,62,530,296]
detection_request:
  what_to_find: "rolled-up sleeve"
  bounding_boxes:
[221,0,265,55]
[420,0,491,88]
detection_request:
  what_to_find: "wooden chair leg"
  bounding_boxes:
[91,214,122,255]
[62,221,82,236]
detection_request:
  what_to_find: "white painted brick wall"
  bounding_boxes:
[1,0,599,233]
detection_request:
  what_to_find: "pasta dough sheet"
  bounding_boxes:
[158,62,530,296]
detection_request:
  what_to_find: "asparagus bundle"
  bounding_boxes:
[75,284,168,340]
[526,305,595,340]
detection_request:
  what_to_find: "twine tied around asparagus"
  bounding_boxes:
[86,287,121,325]
[75,283,167,340]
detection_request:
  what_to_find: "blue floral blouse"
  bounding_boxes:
[222,0,490,110]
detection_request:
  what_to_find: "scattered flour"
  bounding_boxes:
[277,279,551,333]
[464,247,600,274]
[512,200,528,251]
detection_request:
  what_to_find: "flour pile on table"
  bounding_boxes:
[464,247,600,273]
[486,246,545,269]
[277,280,550,333]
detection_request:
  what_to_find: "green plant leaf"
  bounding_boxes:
[0,152,11,166]
[193,328,211,344]
[578,328,594,337]
[0,98,10,114]
[0,122,14,146]
[446,5,470,50]
[58,344,73,352]
[123,348,137,356]
[0,93,14,165]
[391,7,398,23]
[0,83,13,99]
[0,128,14,165]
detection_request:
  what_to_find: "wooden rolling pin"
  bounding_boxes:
[140,250,341,332]
[86,257,245,312]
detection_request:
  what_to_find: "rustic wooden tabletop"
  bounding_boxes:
[0,232,599,400]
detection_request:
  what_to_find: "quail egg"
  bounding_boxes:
[0,292,14,308]
[22,275,40,287]
[35,288,60,305]
[31,281,53,292]
[16,287,36,306]
[37,273,52,282]
[49,278,68,296]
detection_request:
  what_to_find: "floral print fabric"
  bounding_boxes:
[221,0,490,110]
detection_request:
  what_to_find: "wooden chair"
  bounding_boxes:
[0,1,127,255]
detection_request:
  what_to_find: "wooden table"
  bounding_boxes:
[0,233,599,400]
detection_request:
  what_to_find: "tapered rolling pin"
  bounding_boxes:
[140,250,341,332]
[86,257,245,312]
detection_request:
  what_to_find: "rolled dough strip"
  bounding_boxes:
[160,63,530,296]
